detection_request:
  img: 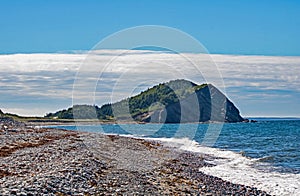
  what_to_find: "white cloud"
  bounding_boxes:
[0,50,299,116]
[0,53,83,72]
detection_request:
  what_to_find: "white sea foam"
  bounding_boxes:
[142,137,300,196]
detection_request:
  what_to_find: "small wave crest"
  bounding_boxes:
[255,155,274,162]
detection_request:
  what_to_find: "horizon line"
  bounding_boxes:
[0,49,300,58]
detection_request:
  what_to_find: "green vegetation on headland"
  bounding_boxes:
[45,79,245,123]
[0,79,245,123]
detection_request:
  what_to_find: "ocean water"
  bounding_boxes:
[51,120,300,173]
[49,119,300,195]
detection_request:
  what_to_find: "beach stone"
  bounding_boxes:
[11,188,19,193]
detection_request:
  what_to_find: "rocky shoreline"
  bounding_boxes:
[0,117,271,195]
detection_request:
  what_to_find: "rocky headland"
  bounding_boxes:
[46,79,245,123]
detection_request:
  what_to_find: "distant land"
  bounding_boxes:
[248,117,300,121]
[46,79,245,123]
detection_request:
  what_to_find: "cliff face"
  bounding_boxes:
[138,83,244,123]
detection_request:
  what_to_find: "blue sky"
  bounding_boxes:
[0,1,299,117]
[1,0,300,55]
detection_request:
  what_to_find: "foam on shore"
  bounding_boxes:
[142,137,300,196]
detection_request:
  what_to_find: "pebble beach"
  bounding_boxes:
[0,117,271,195]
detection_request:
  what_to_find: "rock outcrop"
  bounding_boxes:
[139,83,244,123]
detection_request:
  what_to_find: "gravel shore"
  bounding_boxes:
[0,117,271,195]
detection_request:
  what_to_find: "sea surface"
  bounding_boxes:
[49,119,300,195]
[50,119,300,174]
